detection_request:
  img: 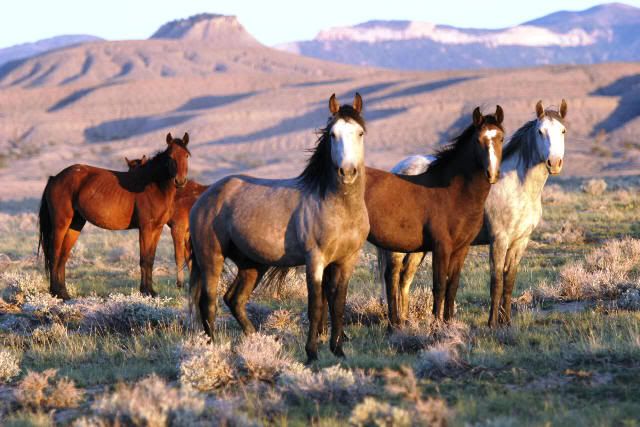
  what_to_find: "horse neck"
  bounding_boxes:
[501,138,549,200]
[327,164,367,208]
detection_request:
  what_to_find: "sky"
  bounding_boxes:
[2,0,640,49]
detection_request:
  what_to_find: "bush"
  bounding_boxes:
[15,369,84,410]
[279,364,372,405]
[0,349,21,383]
[349,397,411,427]
[178,333,235,391]
[235,333,299,382]
[582,178,607,196]
[390,320,468,354]
[86,374,205,427]
[1,271,49,306]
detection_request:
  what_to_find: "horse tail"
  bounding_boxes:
[376,247,388,304]
[261,266,297,298]
[38,177,54,276]
[188,237,202,329]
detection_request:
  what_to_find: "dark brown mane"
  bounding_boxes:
[427,114,503,174]
[297,105,366,197]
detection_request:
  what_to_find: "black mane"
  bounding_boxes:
[297,105,366,197]
[427,114,503,173]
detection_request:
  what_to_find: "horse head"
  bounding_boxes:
[124,155,147,170]
[328,93,365,185]
[472,105,504,184]
[165,132,190,188]
[535,100,567,175]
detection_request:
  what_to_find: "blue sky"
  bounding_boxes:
[2,1,639,49]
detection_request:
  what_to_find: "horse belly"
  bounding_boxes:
[76,190,135,230]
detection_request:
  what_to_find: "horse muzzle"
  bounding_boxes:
[174,178,188,188]
[338,166,358,185]
[486,169,500,184]
[546,158,563,175]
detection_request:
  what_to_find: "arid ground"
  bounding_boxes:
[0,176,639,426]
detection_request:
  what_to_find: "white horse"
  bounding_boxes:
[379,99,568,328]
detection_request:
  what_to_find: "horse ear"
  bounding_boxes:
[495,105,504,124]
[125,157,132,167]
[560,99,568,119]
[472,107,483,127]
[183,132,189,146]
[141,155,148,165]
[352,92,363,114]
[535,100,544,120]
[166,133,173,144]
[329,94,339,115]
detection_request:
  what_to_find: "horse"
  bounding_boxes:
[189,93,369,362]
[125,158,208,289]
[365,106,505,327]
[38,133,191,299]
[380,100,567,328]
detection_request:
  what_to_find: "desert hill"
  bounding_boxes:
[0,14,638,200]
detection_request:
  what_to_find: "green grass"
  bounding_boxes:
[1,176,640,426]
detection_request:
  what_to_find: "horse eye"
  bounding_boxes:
[538,129,544,136]
[359,131,364,137]
[562,129,566,134]
[331,132,336,139]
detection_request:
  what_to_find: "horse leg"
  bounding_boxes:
[384,251,403,331]
[225,264,267,335]
[399,252,425,326]
[432,242,451,322]
[488,238,508,328]
[48,205,74,299]
[326,253,358,358]
[138,226,163,297]
[170,223,187,289]
[444,246,470,321]
[305,253,325,363]
[196,240,226,338]
[500,237,529,325]
[54,214,86,300]
[317,279,329,340]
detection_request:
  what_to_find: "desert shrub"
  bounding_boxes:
[178,333,235,391]
[279,364,372,405]
[344,295,387,325]
[261,308,302,337]
[80,293,178,333]
[245,302,274,327]
[382,367,451,426]
[1,271,49,305]
[0,349,21,383]
[349,397,411,427]
[390,320,468,354]
[15,369,84,410]
[414,342,465,378]
[618,287,640,310]
[540,221,585,244]
[542,184,573,205]
[538,238,640,301]
[235,333,299,382]
[582,178,607,196]
[4,410,54,427]
[31,322,68,344]
[86,374,205,427]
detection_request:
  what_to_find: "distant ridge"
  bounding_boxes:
[0,35,102,67]
[150,13,262,47]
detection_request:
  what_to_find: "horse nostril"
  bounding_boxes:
[558,159,563,168]
[350,167,357,177]
[338,168,345,177]
[547,160,552,168]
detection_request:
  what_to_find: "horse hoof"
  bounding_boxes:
[52,290,71,301]
[176,281,183,289]
[341,331,351,342]
[331,347,346,358]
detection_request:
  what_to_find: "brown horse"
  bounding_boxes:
[38,133,191,299]
[365,106,505,327]
[189,93,369,362]
[126,157,208,289]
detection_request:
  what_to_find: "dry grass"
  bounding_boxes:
[536,238,640,301]
[235,333,299,382]
[581,178,608,196]
[540,220,585,244]
[81,374,205,427]
[349,397,412,427]
[279,364,372,405]
[389,320,469,354]
[0,349,21,383]
[1,271,50,306]
[178,333,235,391]
[15,369,84,410]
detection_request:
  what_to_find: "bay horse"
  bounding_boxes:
[365,106,505,327]
[38,133,191,299]
[125,158,208,289]
[189,93,369,362]
[380,100,567,328]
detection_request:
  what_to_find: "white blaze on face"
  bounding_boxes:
[330,118,365,175]
[539,117,565,162]
[483,129,499,176]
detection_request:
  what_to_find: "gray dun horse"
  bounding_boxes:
[189,93,370,362]
[380,100,567,328]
